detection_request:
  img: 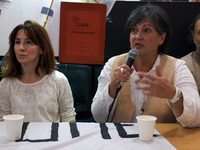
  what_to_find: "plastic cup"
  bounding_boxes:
[3,114,24,141]
[136,115,157,142]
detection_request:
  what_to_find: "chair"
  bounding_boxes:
[57,63,95,122]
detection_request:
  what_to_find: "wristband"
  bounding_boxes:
[169,87,182,103]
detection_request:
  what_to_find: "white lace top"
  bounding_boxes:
[0,70,76,122]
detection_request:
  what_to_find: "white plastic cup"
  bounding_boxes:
[136,115,157,142]
[3,114,24,141]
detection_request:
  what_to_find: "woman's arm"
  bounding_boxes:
[57,72,76,122]
[0,79,11,121]
[173,59,200,127]
[91,57,115,122]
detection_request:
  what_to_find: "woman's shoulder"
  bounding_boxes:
[160,54,177,60]
[160,54,186,66]
[0,77,17,91]
[0,77,16,84]
[48,70,68,81]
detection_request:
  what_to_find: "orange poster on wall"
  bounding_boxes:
[59,2,106,64]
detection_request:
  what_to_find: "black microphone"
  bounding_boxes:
[117,49,139,90]
[126,49,139,68]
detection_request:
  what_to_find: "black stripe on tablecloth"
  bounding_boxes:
[114,123,159,138]
[16,122,30,142]
[16,122,59,142]
[50,123,59,141]
[114,123,139,138]
[69,122,80,138]
[99,123,111,139]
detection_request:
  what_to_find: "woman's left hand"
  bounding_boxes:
[134,65,176,99]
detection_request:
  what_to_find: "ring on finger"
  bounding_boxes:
[120,68,124,73]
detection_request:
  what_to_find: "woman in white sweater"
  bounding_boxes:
[0,20,76,122]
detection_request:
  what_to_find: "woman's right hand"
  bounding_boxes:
[108,64,134,98]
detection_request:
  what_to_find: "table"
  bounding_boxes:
[155,123,200,150]
[1,122,198,150]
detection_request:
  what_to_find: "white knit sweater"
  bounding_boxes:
[0,70,76,122]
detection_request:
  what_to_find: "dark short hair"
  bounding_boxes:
[187,14,200,43]
[125,4,171,54]
[1,20,57,78]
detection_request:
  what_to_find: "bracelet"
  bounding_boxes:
[169,87,182,103]
[170,87,179,101]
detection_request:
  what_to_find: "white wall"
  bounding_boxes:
[0,0,83,56]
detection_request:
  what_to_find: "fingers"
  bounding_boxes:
[120,68,124,73]
[134,72,158,95]
[156,65,162,77]
[135,77,153,86]
[134,70,173,98]
[135,81,153,97]
[117,65,132,73]
[136,72,157,81]
[116,65,133,77]
[113,65,134,84]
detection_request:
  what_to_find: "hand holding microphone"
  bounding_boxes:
[117,49,139,91]
[109,49,139,98]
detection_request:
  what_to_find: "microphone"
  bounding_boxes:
[126,49,139,68]
[117,49,139,90]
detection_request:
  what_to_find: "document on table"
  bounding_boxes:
[0,122,176,150]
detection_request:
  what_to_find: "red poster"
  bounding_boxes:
[59,2,106,64]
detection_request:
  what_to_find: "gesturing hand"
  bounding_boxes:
[134,65,176,99]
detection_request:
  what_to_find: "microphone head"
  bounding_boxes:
[129,49,139,59]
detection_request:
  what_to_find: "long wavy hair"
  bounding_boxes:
[1,20,57,78]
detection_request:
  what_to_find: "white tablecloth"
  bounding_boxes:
[0,122,176,150]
